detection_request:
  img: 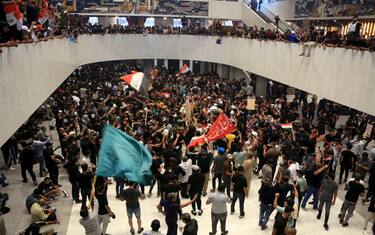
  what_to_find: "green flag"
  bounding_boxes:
[96,125,153,185]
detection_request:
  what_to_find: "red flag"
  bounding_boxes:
[187,135,207,148]
[3,1,23,28]
[38,0,48,25]
[187,113,236,148]
[206,113,236,141]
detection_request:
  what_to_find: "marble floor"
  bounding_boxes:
[1,118,373,235]
[64,177,371,235]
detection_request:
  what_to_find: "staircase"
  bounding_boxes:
[242,0,298,32]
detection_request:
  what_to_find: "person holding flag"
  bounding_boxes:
[176,64,190,77]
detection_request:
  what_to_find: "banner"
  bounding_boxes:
[295,0,375,18]
[206,112,236,141]
[184,97,195,123]
[74,0,209,16]
[187,112,236,148]
[246,98,256,110]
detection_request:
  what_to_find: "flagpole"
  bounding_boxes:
[144,107,148,125]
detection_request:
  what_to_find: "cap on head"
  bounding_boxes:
[218,147,225,154]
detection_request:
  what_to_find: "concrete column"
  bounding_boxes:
[189,60,193,71]
[255,75,268,97]
[137,59,144,67]
[143,60,154,77]
[217,64,223,77]
[221,64,230,79]
[179,59,183,69]
[153,59,157,67]
[200,61,206,74]
[164,59,168,69]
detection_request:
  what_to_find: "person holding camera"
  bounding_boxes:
[121,181,144,235]
[95,176,114,235]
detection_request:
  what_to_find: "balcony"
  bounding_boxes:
[0,34,374,145]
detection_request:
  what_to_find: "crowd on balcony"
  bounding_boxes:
[1,59,375,234]
[1,1,375,53]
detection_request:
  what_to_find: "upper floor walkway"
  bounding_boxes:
[0,34,374,146]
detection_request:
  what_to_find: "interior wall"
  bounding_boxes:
[1,34,375,146]
[263,0,295,21]
[209,1,242,20]
[241,3,273,29]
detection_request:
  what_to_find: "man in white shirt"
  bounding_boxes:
[287,159,300,184]
[179,157,193,198]
[79,206,101,235]
[206,184,231,235]
[144,219,165,235]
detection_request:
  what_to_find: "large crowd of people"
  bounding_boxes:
[1,1,375,53]
[1,60,374,235]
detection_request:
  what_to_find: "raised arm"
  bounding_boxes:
[180,194,197,208]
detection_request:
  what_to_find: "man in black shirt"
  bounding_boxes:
[258,183,276,230]
[197,149,213,196]
[65,156,81,203]
[19,142,37,185]
[275,177,294,207]
[43,142,60,186]
[301,163,328,210]
[339,173,365,227]
[230,166,248,218]
[181,213,198,235]
[148,153,162,197]
[339,143,355,184]
[121,182,144,234]
[187,165,205,215]
[164,158,185,181]
[272,205,294,235]
[77,164,94,207]
[95,176,114,235]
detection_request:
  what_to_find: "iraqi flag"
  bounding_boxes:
[38,0,49,25]
[121,71,145,92]
[177,64,190,77]
[281,123,293,129]
[3,1,23,29]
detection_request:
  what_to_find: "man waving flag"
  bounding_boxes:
[96,125,153,185]
[176,64,190,77]
[121,71,145,91]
